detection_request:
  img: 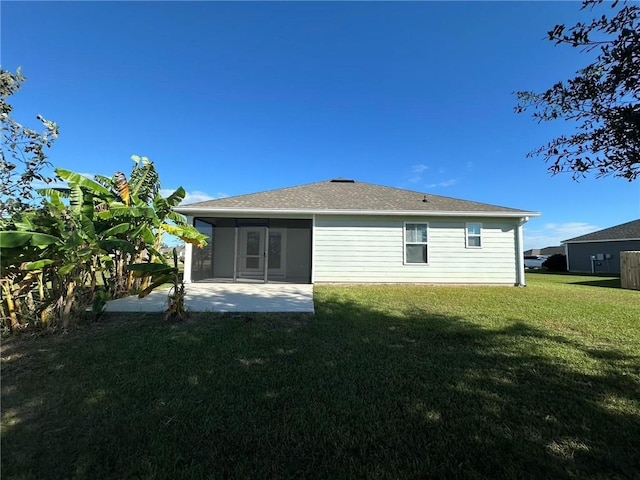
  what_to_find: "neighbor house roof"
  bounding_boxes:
[524,246,564,256]
[563,219,640,243]
[175,179,539,218]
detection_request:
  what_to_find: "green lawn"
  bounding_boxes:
[2,273,639,479]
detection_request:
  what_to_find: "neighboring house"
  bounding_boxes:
[562,219,640,275]
[524,246,564,257]
[175,179,540,286]
[159,246,185,261]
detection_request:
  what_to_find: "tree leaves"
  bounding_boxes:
[56,169,112,197]
[1,68,58,220]
[0,231,61,248]
[21,259,56,271]
[129,157,160,203]
[3,157,207,330]
[515,0,640,181]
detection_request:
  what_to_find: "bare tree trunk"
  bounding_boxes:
[62,281,75,329]
[38,272,45,302]
[1,281,21,332]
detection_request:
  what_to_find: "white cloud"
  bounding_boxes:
[160,189,227,205]
[408,164,429,183]
[524,222,601,250]
[426,179,457,188]
[182,191,215,204]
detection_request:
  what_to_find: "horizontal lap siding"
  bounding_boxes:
[314,216,517,284]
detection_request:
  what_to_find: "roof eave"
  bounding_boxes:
[562,237,640,244]
[175,207,540,218]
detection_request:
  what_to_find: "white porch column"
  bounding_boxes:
[183,216,194,283]
[515,217,528,287]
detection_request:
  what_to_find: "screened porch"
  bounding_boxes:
[189,218,312,284]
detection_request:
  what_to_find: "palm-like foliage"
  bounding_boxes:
[1,156,208,331]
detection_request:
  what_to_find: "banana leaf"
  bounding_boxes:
[164,187,185,208]
[59,263,76,275]
[137,274,174,298]
[129,263,176,277]
[0,231,61,248]
[79,214,96,240]
[101,223,133,237]
[21,259,56,271]
[98,239,136,254]
[56,169,112,197]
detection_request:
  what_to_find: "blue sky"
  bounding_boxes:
[2,1,638,249]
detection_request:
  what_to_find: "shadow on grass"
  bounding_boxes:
[569,277,622,289]
[1,299,639,479]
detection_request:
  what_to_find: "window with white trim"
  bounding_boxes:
[404,222,428,264]
[466,223,482,248]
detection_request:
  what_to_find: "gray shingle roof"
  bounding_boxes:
[176,180,535,215]
[563,219,640,243]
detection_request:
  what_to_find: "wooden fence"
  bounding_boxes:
[620,251,640,291]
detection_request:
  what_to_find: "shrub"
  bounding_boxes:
[543,254,567,272]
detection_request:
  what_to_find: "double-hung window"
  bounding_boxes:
[466,223,482,248]
[404,222,428,264]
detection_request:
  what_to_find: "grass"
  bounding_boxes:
[2,273,639,479]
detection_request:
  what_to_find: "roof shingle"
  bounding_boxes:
[176,180,535,215]
[563,219,640,243]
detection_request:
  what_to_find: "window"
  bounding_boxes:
[466,223,482,248]
[404,223,428,264]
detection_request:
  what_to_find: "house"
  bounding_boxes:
[175,179,540,286]
[562,219,640,275]
[159,245,185,259]
[523,246,564,257]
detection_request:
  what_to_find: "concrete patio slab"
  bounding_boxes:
[104,283,314,313]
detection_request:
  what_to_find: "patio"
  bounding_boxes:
[104,283,315,313]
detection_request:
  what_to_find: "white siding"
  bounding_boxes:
[313,215,518,284]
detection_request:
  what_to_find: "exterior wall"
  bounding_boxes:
[566,240,640,274]
[313,215,518,284]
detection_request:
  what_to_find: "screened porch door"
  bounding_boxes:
[237,227,286,281]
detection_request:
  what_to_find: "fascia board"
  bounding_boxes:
[175,207,541,218]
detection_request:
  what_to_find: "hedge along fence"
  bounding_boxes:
[620,251,640,291]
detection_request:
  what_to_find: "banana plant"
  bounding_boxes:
[92,159,207,292]
[129,248,186,320]
[2,157,209,331]
[0,229,61,330]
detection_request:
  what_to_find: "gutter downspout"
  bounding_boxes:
[311,215,316,284]
[515,217,529,287]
